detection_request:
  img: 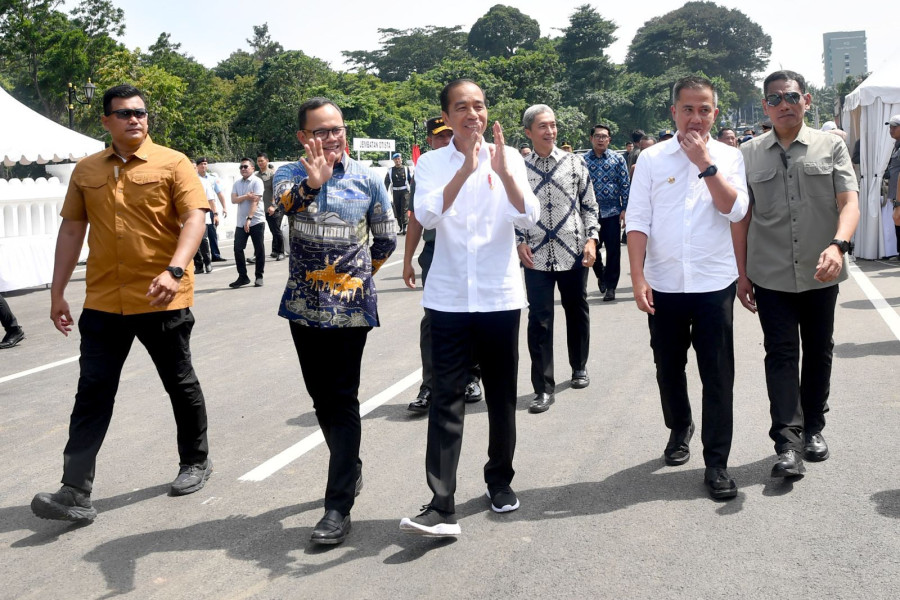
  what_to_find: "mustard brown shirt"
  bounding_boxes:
[741,125,858,293]
[61,136,209,314]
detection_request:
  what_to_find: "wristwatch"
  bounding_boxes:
[697,164,718,178]
[829,239,852,254]
[166,266,185,279]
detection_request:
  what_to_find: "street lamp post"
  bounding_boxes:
[67,79,96,129]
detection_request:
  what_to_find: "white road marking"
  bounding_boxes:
[238,369,422,482]
[848,261,900,341]
[0,355,79,385]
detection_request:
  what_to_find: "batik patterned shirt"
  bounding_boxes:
[516,146,599,272]
[583,148,630,218]
[272,155,396,328]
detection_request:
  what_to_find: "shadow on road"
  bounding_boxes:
[5,456,821,596]
[834,339,900,358]
[6,484,170,547]
[871,489,900,519]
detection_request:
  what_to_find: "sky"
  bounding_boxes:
[66,0,899,89]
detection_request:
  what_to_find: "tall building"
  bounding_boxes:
[823,31,868,87]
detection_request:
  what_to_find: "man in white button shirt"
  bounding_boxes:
[626,75,748,501]
[400,79,540,537]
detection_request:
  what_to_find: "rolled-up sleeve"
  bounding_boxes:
[505,151,540,229]
[413,152,455,230]
[720,149,749,223]
[625,155,652,236]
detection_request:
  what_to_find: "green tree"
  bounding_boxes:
[342,26,468,82]
[625,1,770,106]
[467,4,539,59]
[557,5,624,126]
[247,23,283,61]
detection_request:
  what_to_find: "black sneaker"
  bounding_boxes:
[400,505,461,537]
[31,485,97,522]
[487,486,520,513]
[170,459,213,496]
[229,276,251,288]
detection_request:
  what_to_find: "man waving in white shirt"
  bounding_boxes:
[400,79,540,537]
[626,75,748,501]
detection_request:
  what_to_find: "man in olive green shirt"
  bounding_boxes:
[734,70,859,480]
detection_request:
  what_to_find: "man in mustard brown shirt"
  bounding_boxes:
[31,85,212,523]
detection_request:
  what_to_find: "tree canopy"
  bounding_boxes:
[0,2,787,164]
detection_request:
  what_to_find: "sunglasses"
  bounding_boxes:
[765,92,803,107]
[239,165,252,169]
[107,108,149,119]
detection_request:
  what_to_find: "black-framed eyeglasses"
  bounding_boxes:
[107,108,149,119]
[765,92,803,107]
[303,126,347,140]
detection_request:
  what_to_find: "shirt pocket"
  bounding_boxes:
[125,172,169,209]
[75,176,110,217]
[801,161,835,199]
[748,168,780,217]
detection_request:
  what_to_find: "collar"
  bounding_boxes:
[589,148,614,160]
[449,136,490,160]
[764,123,810,149]
[102,135,153,162]
[530,145,566,162]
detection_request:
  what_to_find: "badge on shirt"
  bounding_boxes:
[667,177,676,184]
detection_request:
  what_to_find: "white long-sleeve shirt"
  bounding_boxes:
[414,138,540,312]
[625,135,749,293]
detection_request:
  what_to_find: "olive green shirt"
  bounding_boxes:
[741,125,858,293]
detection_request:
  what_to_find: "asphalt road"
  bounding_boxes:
[1,236,899,600]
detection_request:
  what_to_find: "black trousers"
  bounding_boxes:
[417,242,479,390]
[392,190,409,229]
[648,284,735,468]
[754,284,838,453]
[266,212,285,255]
[0,293,19,332]
[206,223,222,259]
[234,222,266,278]
[591,215,622,291]
[290,323,370,516]
[192,227,211,271]
[62,308,209,493]
[523,265,590,394]
[426,309,520,514]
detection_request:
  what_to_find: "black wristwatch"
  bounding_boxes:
[166,266,185,279]
[829,239,852,254]
[698,164,718,179]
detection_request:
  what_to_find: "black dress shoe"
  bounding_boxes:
[310,509,351,545]
[229,276,251,288]
[771,449,806,478]
[571,370,590,389]
[599,279,607,294]
[803,432,829,462]
[664,421,695,466]
[603,289,616,302]
[528,392,554,414]
[464,381,483,403]
[211,256,227,262]
[704,467,737,500]
[0,327,25,349]
[408,387,431,413]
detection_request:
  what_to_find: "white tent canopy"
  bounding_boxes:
[1,86,104,167]
[841,56,900,259]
